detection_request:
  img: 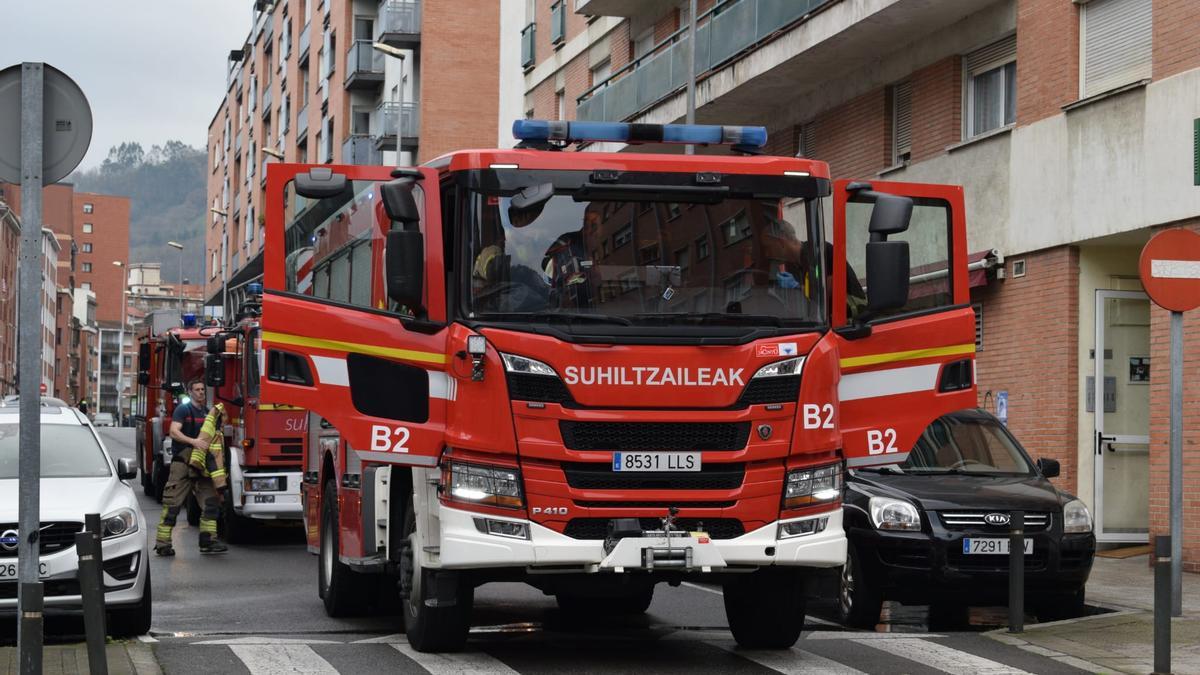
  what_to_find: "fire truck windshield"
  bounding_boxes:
[463,170,826,332]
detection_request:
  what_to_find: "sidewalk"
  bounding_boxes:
[989,555,1200,674]
[0,640,160,675]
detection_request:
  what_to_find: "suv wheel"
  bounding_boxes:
[838,544,883,629]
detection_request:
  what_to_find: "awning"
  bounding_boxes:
[905,249,1003,300]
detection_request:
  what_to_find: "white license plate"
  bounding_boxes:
[962,538,1033,555]
[612,452,701,472]
[0,560,50,581]
[253,495,276,503]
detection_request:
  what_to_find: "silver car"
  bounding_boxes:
[0,406,152,636]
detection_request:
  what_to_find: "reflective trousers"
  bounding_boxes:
[156,460,221,546]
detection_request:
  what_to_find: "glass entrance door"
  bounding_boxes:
[1093,289,1150,542]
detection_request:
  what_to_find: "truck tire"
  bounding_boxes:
[401,494,472,652]
[556,587,654,615]
[319,480,371,616]
[1034,586,1086,622]
[152,457,168,503]
[837,544,883,629]
[723,568,806,649]
[108,567,152,638]
[141,462,153,496]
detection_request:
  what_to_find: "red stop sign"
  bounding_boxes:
[1139,229,1200,312]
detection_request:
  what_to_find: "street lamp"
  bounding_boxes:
[372,42,406,170]
[262,147,284,160]
[167,241,184,312]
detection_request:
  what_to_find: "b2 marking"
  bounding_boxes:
[867,428,898,455]
[370,425,411,453]
[802,403,835,430]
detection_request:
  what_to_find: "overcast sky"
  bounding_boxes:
[1,2,250,171]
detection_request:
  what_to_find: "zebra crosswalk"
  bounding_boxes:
[150,629,1091,675]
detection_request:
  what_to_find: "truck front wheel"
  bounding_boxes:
[723,568,807,649]
[401,494,472,652]
[319,480,370,616]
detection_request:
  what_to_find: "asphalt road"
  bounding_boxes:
[83,428,1089,674]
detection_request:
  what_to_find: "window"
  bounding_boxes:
[82,223,93,234]
[323,117,334,162]
[81,282,92,290]
[845,196,953,320]
[891,81,912,162]
[674,246,690,278]
[614,224,632,248]
[82,203,93,214]
[720,210,752,245]
[550,0,566,45]
[1081,0,1152,98]
[81,262,92,273]
[590,59,611,88]
[211,251,218,279]
[633,28,654,61]
[556,90,565,121]
[81,243,92,253]
[965,35,1016,138]
[696,235,709,260]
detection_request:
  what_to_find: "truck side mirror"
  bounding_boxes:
[385,230,424,311]
[381,179,420,224]
[294,168,348,199]
[207,334,225,354]
[865,240,910,314]
[205,353,226,388]
[137,371,149,386]
[866,191,913,235]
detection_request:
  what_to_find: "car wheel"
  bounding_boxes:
[837,544,883,629]
[401,493,473,652]
[107,566,152,638]
[318,480,371,617]
[556,586,654,615]
[1035,586,1086,622]
[723,568,806,649]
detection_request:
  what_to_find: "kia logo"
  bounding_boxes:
[984,513,1011,527]
[0,529,18,552]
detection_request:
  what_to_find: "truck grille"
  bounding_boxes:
[559,421,750,451]
[938,512,1051,531]
[562,462,745,490]
[508,373,574,405]
[0,521,83,558]
[562,518,745,540]
[737,376,800,405]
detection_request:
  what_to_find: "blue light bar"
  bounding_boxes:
[247,282,264,295]
[182,313,197,328]
[513,120,767,150]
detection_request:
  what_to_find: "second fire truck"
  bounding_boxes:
[257,121,978,651]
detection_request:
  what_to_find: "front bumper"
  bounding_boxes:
[437,503,846,571]
[233,471,303,519]
[0,531,148,610]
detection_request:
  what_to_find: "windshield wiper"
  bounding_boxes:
[475,311,633,326]
[637,312,788,326]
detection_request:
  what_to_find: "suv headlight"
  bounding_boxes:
[440,461,524,509]
[869,496,921,531]
[782,462,842,509]
[102,508,139,539]
[1063,499,1093,534]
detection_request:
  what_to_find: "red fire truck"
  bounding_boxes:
[201,288,307,542]
[257,121,977,652]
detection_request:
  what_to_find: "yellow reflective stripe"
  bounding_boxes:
[840,343,975,369]
[259,403,303,411]
[262,331,447,366]
[211,469,227,478]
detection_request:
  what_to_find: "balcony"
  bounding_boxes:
[551,1,566,45]
[261,86,273,118]
[371,101,420,152]
[344,40,385,90]
[572,0,676,16]
[577,0,833,122]
[378,0,422,49]
[342,135,382,165]
[262,15,274,46]
[521,22,536,69]
[296,103,309,139]
[235,132,244,154]
[299,23,311,61]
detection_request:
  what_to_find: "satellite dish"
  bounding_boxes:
[0,63,93,185]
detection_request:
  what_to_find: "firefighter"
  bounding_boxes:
[155,379,228,555]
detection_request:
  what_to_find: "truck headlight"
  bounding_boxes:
[500,353,558,377]
[751,356,804,379]
[1063,499,1093,534]
[782,462,842,509]
[441,461,524,509]
[245,476,284,492]
[102,508,139,539]
[869,496,921,531]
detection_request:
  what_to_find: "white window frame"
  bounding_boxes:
[964,36,1017,139]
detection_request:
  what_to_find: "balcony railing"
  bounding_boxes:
[576,0,832,122]
[342,135,382,165]
[344,40,385,90]
[235,132,244,154]
[261,86,272,118]
[299,23,312,59]
[521,22,536,68]
[372,101,420,149]
[551,1,566,44]
[378,0,422,48]
[296,103,309,139]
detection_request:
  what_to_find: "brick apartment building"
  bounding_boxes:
[512,0,1200,567]
[205,0,502,315]
[0,182,129,411]
[0,200,18,397]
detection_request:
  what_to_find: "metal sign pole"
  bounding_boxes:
[16,60,45,675]
[684,0,697,155]
[1169,309,1183,616]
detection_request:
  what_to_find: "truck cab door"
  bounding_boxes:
[831,179,977,468]
[259,163,449,470]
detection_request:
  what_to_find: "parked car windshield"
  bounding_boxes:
[0,424,112,479]
[898,414,1034,475]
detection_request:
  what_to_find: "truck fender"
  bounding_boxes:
[227,445,245,509]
